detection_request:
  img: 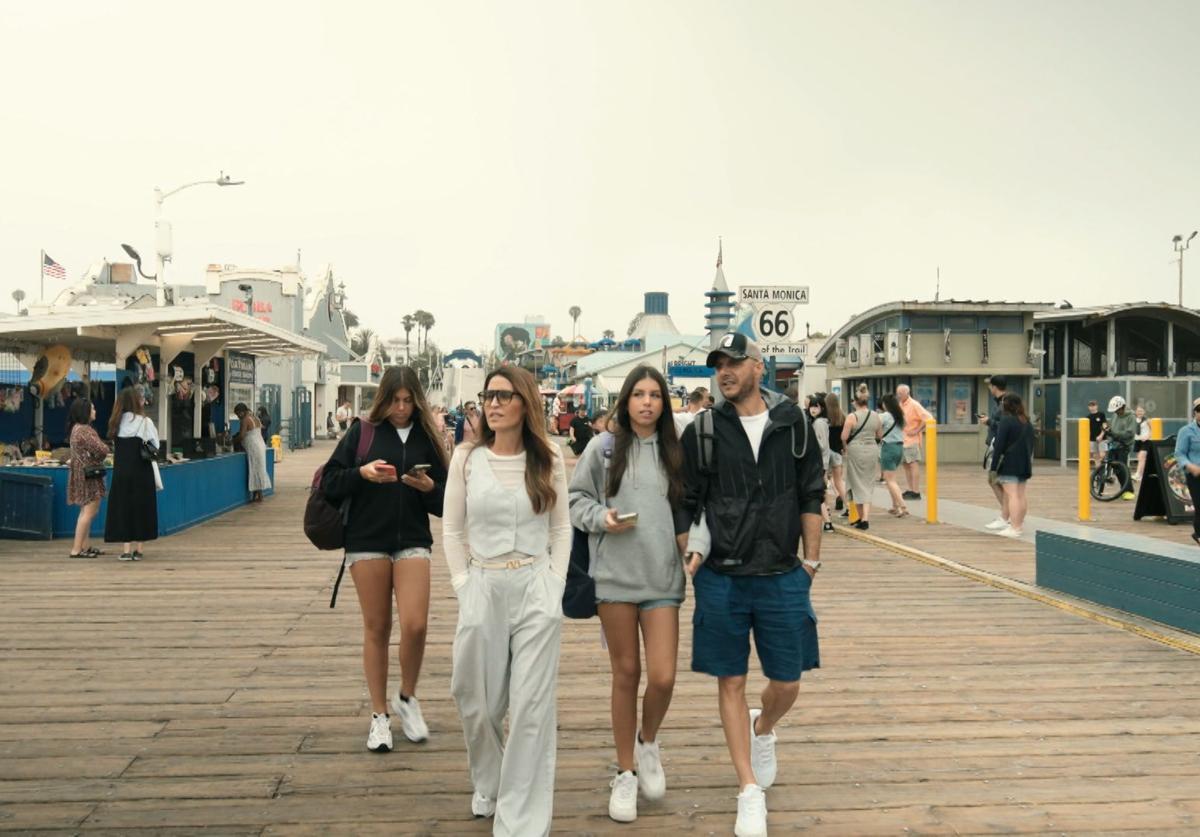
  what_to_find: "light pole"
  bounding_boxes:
[153,171,245,306]
[1174,231,1198,307]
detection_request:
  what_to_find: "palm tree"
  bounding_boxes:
[411,309,430,354]
[401,314,415,363]
[351,327,375,358]
[418,311,436,356]
[602,329,615,340]
[12,289,25,314]
[569,306,582,338]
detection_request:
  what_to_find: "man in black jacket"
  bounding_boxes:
[680,332,824,837]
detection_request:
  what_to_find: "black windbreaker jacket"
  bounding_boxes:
[680,388,825,576]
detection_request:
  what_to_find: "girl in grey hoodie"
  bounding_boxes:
[568,365,690,824]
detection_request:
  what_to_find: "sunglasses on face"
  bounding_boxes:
[479,390,521,406]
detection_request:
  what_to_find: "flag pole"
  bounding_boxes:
[39,249,44,304]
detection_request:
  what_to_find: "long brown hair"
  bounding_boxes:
[824,392,845,426]
[607,365,684,508]
[108,387,144,439]
[1001,392,1029,424]
[475,366,558,514]
[366,366,448,469]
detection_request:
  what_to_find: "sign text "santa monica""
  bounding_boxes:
[738,285,810,304]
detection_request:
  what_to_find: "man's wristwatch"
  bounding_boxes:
[802,559,822,574]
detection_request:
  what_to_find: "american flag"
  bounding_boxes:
[42,253,66,280]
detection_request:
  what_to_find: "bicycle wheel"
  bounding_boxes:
[1091,463,1126,502]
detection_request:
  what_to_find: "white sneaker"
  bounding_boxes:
[366,713,392,753]
[985,517,1010,530]
[388,692,429,742]
[608,770,638,822]
[748,709,778,789]
[635,736,666,801]
[734,784,768,837]
[471,791,496,818]
[997,525,1023,539]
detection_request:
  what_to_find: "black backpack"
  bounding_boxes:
[562,432,614,619]
[302,421,376,606]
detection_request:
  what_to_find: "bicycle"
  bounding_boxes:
[1090,442,1132,502]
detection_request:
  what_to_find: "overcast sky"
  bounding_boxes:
[3,1,1198,354]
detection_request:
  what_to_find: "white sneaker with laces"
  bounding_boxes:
[997,525,1023,539]
[367,713,392,753]
[734,783,768,837]
[608,770,638,822]
[471,791,496,818]
[635,736,666,800]
[388,692,429,742]
[748,709,777,789]
[985,517,1010,530]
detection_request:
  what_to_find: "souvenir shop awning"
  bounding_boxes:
[0,304,326,361]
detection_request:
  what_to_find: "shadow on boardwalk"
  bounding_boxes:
[2,444,1199,833]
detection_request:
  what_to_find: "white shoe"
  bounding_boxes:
[366,713,392,753]
[635,736,666,801]
[471,791,496,818]
[748,709,778,789]
[984,517,1010,530]
[608,770,638,822]
[388,692,429,742]
[997,525,1023,539]
[734,783,768,837]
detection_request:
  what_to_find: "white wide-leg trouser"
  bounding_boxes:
[451,559,564,837]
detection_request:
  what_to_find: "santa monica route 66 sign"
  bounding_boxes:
[739,285,810,356]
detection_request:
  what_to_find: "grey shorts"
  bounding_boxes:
[902,445,922,464]
[345,547,432,568]
[828,451,844,468]
[597,598,682,611]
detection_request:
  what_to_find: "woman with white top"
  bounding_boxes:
[233,403,273,502]
[807,393,834,532]
[444,365,570,837]
[104,387,158,561]
[1132,405,1152,483]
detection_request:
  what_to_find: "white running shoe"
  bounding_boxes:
[367,713,392,753]
[734,783,768,837]
[635,736,666,801]
[388,692,429,742]
[608,770,638,822]
[748,709,778,789]
[984,517,1010,530]
[997,525,1023,539]
[471,791,496,818]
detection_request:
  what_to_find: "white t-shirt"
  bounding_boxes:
[739,411,770,461]
[396,425,412,444]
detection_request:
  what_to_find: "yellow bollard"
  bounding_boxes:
[925,420,938,524]
[271,434,283,462]
[1078,418,1091,521]
[1149,417,1163,441]
[848,500,860,524]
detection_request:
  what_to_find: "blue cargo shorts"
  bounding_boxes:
[691,563,820,683]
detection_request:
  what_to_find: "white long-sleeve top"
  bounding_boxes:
[116,412,159,447]
[443,442,571,590]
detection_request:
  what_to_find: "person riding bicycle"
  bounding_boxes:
[1103,396,1137,499]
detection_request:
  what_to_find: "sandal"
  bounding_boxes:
[118,552,135,562]
[68,551,96,559]
[84,546,103,556]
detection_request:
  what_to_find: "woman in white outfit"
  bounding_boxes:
[443,365,570,837]
[233,403,272,502]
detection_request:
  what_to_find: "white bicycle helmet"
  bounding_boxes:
[1107,395,1126,412]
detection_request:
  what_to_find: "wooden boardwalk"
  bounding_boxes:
[3,444,1200,834]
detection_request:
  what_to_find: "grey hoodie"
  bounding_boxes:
[568,431,686,605]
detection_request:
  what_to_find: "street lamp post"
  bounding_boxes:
[1174,231,1198,307]
[152,171,245,306]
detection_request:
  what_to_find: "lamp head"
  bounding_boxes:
[121,243,141,261]
[1174,234,1183,244]
[1190,231,1198,243]
[217,170,245,187]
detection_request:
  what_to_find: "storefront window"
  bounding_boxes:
[947,377,975,426]
[912,376,939,421]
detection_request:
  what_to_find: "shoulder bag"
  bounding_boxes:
[137,417,158,461]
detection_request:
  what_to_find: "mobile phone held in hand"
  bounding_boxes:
[407,464,431,475]
[616,512,639,524]
[376,464,397,477]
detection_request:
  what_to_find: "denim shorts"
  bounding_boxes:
[344,547,432,568]
[597,598,682,611]
[828,451,844,468]
[996,475,1027,485]
[880,442,904,472]
[691,564,819,682]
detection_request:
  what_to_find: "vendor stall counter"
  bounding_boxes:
[0,453,274,539]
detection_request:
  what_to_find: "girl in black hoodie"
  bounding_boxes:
[321,366,448,753]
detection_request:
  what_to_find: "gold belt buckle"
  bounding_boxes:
[505,559,521,570]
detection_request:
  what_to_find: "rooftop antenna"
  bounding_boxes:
[934,266,941,302]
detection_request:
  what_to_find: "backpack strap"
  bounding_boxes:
[692,410,716,525]
[791,413,810,460]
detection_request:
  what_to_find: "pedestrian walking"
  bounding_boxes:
[569,365,689,823]
[67,398,107,559]
[1132,405,1151,482]
[979,376,1010,530]
[807,392,835,532]
[1174,403,1200,547]
[233,403,273,502]
[672,387,708,435]
[256,405,272,445]
[878,393,908,517]
[568,404,593,456]
[825,393,848,516]
[443,365,570,836]
[103,387,158,561]
[896,384,933,500]
[989,392,1035,538]
[456,401,481,446]
[842,384,882,530]
[679,333,824,837]
[319,366,448,753]
[336,400,351,435]
[1086,400,1106,470]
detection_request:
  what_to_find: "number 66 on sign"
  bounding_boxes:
[739,285,810,357]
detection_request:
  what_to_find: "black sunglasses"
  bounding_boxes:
[479,389,522,406]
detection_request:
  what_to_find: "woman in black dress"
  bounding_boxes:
[104,387,159,561]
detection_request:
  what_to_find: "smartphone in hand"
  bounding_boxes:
[407,463,431,476]
[616,512,639,525]
[376,463,397,479]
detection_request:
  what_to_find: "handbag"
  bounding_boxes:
[138,417,158,461]
[84,465,106,480]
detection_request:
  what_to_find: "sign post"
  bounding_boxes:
[740,285,810,390]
